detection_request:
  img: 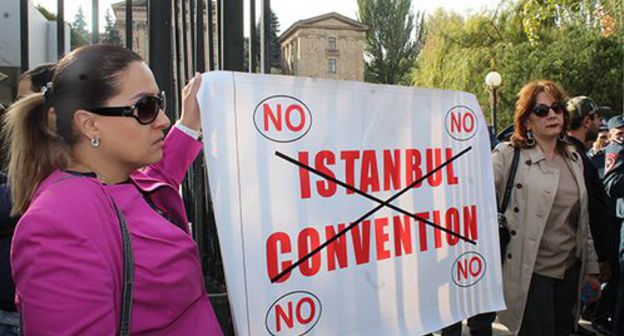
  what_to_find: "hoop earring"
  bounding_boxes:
[91,137,100,148]
[559,133,567,141]
[526,130,536,147]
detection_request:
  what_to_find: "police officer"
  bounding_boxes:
[602,115,624,335]
[589,124,609,179]
[589,107,614,179]
[566,96,617,279]
[567,97,619,335]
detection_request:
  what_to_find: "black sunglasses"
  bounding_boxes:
[531,102,565,118]
[87,91,166,125]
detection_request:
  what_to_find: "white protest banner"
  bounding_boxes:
[199,71,505,335]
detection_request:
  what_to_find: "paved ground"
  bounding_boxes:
[426,320,512,335]
[428,319,599,335]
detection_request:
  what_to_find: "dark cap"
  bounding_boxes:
[566,96,598,120]
[608,116,624,130]
[597,106,614,115]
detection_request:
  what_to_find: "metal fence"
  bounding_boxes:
[18,0,274,333]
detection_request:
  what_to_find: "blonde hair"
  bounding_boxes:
[2,94,69,215]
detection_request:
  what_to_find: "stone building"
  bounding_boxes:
[112,0,149,61]
[111,0,216,67]
[279,12,367,81]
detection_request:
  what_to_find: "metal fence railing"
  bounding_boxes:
[18,0,275,333]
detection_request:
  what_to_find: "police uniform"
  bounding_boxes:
[567,97,620,334]
[602,115,624,335]
[566,96,618,265]
[589,148,606,179]
[604,116,624,220]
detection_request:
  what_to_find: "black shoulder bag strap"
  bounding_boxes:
[18,179,134,336]
[112,202,134,336]
[498,146,520,215]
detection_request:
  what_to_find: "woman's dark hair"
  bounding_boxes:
[2,44,143,215]
[510,79,569,153]
[19,63,56,93]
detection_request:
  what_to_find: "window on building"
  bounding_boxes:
[328,58,337,74]
[328,37,337,50]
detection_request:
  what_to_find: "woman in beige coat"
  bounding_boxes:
[492,80,600,335]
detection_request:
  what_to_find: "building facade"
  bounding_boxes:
[279,12,367,81]
[111,0,216,69]
[112,0,149,62]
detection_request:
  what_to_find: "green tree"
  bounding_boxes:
[101,9,122,45]
[357,0,425,84]
[249,10,282,72]
[71,6,89,49]
[36,5,88,51]
[522,0,623,44]
[35,5,55,20]
[412,5,623,130]
[411,10,501,118]
[72,6,88,36]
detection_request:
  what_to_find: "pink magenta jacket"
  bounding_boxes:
[11,127,223,335]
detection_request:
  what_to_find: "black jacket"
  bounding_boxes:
[604,141,624,218]
[588,148,606,180]
[568,136,619,264]
[0,172,16,311]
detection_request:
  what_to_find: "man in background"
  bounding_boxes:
[0,64,55,335]
[589,108,614,180]
[567,97,619,335]
[600,115,624,335]
[0,171,18,335]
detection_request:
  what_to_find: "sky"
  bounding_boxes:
[31,0,118,32]
[31,0,500,35]
[272,0,499,32]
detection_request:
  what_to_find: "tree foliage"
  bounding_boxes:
[71,6,89,49]
[248,10,282,72]
[101,9,122,45]
[72,6,88,36]
[412,1,623,131]
[522,0,622,43]
[36,5,88,52]
[357,0,425,84]
[36,5,55,21]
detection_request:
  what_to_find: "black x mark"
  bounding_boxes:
[271,146,474,283]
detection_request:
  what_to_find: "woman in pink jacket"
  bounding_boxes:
[3,44,222,335]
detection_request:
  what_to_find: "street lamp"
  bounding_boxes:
[485,71,502,134]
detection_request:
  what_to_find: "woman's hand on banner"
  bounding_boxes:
[180,73,202,131]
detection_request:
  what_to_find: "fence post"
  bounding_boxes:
[125,0,133,49]
[92,0,99,43]
[20,0,28,72]
[148,0,176,120]
[222,0,244,71]
[57,0,65,59]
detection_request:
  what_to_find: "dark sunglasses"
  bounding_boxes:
[87,91,166,125]
[531,102,565,118]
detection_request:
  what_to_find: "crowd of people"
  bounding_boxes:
[428,81,622,336]
[0,44,622,336]
[493,82,614,336]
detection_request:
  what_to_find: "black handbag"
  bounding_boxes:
[498,146,520,263]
